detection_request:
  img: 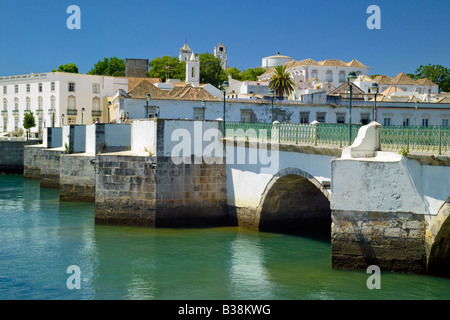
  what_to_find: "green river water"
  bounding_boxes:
[0,175,449,300]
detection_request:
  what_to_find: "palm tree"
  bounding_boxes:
[269,65,295,99]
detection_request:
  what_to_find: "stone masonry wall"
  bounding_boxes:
[60,154,96,202]
[95,153,157,227]
[0,140,40,174]
[332,210,427,274]
[95,152,229,228]
[23,145,45,179]
[40,148,65,188]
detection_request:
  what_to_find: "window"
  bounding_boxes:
[15,118,19,130]
[26,84,30,93]
[38,83,43,93]
[2,86,6,94]
[300,112,309,124]
[51,96,56,109]
[68,96,76,109]
[422,118,429,127]
[336,113,346,124]
[38,117,43,130]
[193,108,204,120]
[92,83,100,94]
[14,85,18,94]
[68,117,76,125]
[339,72,346,83]
[2,118,6,132]
[326,71,333,82]
[51,82,55,92]
[68,82,75,92]
[311,70,318,79]
[384,118,391,126]
[3,98,7,111]
[191,66,195,78]
[148,106,158,118]
[14,98,19,111]
[92,97,100,111]
[403,118,410,127]
[443,119,448,127]
[316,112,326,123]
[38,97,43,110]
[240,110,251,123]
[26,97,31,110]
[360,114,370,125]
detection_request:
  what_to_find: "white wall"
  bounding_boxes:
[85,124,96,154]
[131,120,156,155]
[331,153,449,216]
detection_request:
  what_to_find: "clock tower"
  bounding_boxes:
[214,42,228,71]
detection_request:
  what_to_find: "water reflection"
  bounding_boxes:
[227,231,275,299]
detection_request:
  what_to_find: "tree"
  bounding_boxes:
[87,57,126,77]
[52,63,79,73]
[199,53,227,87]
[23,111,36,140]
[226,67,243,81]
[269,65,295,98]
[412,64,450,92]
[240,67,266,81]
[147,56,186,82]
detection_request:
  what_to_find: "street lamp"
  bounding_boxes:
[155,106,160,118]
[201,100,206,120]
[347,71,357,145]
[146,93,151,118]
[269,89,275,122]
[222,81,229,135]
[371,82,379,122]
[107,101,111,123]
[81,107,85,124]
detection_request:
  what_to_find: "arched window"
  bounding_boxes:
[26,97,31,110]
[339,71,346,83]
[14,98,19,111]
[3,98,7,111]
[68,96,76,109]
[311,69,318,78]
[92,97,100,111]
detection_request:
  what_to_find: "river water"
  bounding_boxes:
[0,175,449,300]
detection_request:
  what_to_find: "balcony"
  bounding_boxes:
[92,110,102,117]
[12,110,19,116]
[1,110,8,116]
[36,109,44,116]
[67,109,78,116]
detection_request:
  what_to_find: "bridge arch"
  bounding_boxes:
[427,197,450,277]
[256,167,331,237]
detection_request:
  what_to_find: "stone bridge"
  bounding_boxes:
[22,119,450,277]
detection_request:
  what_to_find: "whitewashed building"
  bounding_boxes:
[0,72,128,134]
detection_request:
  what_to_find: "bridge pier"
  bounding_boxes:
[331,122,450,275]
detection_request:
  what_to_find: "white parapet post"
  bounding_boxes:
[342,121,381,158]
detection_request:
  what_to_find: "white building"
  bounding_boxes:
[214,42,228,71]
[0,72,128,134]
[261,52,295,68]
[179,43,193,62]
[259,58,371,95]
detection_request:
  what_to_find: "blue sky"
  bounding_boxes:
[0,0,449,77]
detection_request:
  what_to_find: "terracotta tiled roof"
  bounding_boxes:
[128,80,171,99]
[168,84,220,101]
[390,72,417,85]
[346,59,369,68]
[415,78,438,86]
[127,77,161,91]
[372,75,393,85]
[317,59,349,67]
[381,86,404,96]
[328,82,365,96]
